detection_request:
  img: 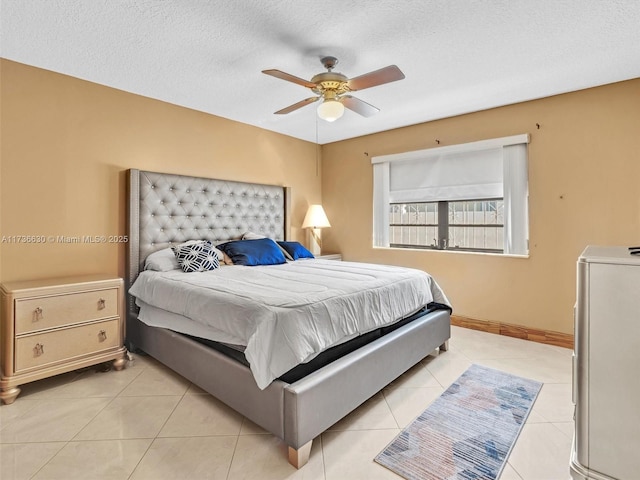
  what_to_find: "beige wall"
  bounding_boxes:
[0,60,321,282]
[2,59,639,335]
[322,79,640,334]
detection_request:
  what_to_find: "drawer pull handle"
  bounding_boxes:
[97,298,106,310]
[34,307,44,321]
[33,343,45,356]
[98,330,107,341]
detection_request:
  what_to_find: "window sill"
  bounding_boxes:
[373,246,529,259]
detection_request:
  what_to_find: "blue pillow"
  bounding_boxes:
[217,238,287,266]
[277,241,315,260]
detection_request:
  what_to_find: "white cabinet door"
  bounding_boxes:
[587,261,640,480]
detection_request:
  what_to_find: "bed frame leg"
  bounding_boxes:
[288,440,312,469]
[439,340,449,352]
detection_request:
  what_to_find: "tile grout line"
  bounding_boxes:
[381,389,402,430]
[27,441,67,480]
[127,377,192,479]
[28,389,121,478]
[224,418,244,480]
[23,389,117,479]
[319,434,327,480]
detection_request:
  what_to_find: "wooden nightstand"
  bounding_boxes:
[0,274,127,405]
[316,253,342,261]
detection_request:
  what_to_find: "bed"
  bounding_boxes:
[126,168,451,468]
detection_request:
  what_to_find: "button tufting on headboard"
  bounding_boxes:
[127,169,290,317]
[133,170,286,266]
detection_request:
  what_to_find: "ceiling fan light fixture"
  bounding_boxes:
[263,57,404,120]
[317,98,344,122]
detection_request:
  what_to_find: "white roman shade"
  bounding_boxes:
[389,147,503,203]
[372,134,530,255]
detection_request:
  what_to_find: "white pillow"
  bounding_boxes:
[242,231,266,240]
[145,241,225,271]
[145,247,179,271]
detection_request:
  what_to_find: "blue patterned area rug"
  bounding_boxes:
[375,364,542,480]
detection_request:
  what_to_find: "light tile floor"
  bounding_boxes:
[0,326,574,479]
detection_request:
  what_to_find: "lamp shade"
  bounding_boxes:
[302,205,331,229]
[317,99,344,122]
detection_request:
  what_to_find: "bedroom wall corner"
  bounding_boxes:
[0,59,321,283]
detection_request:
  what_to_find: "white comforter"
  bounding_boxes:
[129,259,450,389]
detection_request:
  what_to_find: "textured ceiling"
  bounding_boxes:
[2,0,640,144]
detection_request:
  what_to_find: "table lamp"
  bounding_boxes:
[301,205,331,255]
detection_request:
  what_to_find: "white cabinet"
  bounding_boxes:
[571,246,640,480]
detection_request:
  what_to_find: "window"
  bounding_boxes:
[373,135,529,255]
[390,200,504,252]
[390,202,439,247]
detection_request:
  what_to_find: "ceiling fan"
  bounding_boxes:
[262,56,405,122]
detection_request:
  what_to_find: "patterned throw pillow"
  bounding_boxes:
[171,240,220,272]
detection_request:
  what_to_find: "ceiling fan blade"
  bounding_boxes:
[274,97,319,114]
[340,95,380,117]
[262,69,317,89]
[347,65,405,91]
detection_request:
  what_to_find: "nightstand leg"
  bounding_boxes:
[0,386,21,405]
[112,357,126,371]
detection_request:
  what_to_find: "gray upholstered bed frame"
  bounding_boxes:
[126,169,450,468]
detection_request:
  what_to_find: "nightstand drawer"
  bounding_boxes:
[15,318,120,372]
[15,288,119,334]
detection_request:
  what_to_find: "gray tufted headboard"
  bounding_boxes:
[127,169,291,314]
